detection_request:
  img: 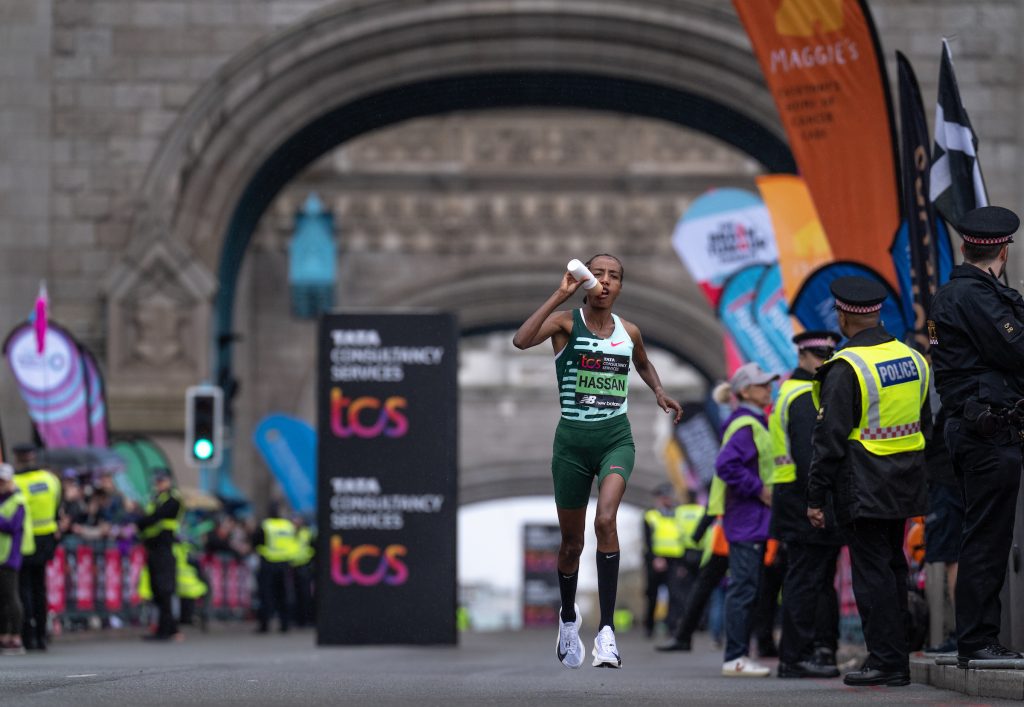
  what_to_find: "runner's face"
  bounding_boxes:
[586,257,623,308]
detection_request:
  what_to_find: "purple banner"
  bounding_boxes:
[4,322,95,449]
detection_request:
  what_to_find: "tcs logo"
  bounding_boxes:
[580,354,604,370]
[330,535,409,587]
[330,387,408,438]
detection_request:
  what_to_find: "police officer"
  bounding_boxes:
[642,484,687,638]
[807,277,931,687]
[253,502,297,634]
[772,331,843,679]
[928,205,1024,667]
[12,444,60,651]
[136,468,184,641]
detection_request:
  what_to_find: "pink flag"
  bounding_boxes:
[33,282,48,355]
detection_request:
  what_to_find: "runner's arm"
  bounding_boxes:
[512,272,581,350]
[626,321,683,423]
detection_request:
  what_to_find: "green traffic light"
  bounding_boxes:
[193,438,214,461]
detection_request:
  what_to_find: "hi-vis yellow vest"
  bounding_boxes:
[813,340,930,456]
[258,518,298,563]
[770,379,814,484]
[645,509,684,558]
[140,488,185,540]
[14,469,60,537]
[291,527,315,568]
[675,503,706,552]
[175,543,207,599]
[708,413,773,516]
[0,490,34,564]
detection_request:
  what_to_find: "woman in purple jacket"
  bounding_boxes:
[709,363,777,677]
[0,463,27,655]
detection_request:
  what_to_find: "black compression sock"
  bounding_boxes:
[596,550,620,629]
[558,571,578,622]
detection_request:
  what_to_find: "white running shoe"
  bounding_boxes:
[722,656,771,677]
[556,604,584,669]
[592,625,621,668]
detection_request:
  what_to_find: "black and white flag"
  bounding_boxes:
[929,39,988,223]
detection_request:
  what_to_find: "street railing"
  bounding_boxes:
[46,537,254,631]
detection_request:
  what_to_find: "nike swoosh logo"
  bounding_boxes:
[609,465,624,470]
[605,554,618,559]
[610,340,627,346]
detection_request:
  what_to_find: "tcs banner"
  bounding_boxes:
[316,312,457,645]
[734,0,900,286]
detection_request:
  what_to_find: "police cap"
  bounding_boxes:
[954,206,1019,245]
[12,443,36,455]
[830,277,886,315]
[792,330,840,352]
[152,467,173,481]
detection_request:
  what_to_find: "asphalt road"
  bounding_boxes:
[0,625,1013,706]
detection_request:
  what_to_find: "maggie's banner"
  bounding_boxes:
[316,311,457,645]
[734,0,900,286]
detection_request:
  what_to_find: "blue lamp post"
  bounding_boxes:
[288,193,337,319]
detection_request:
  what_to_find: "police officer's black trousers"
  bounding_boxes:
[292,562,314,627]
[18,560,47,647]
[259,560,290,632]
[751,544,786,652]
[946,420,1023,653]
[779,542,840,664]
[845,518,909,671]
[644,558,689,635]
[147,543,178,637]
[19,534,55,648]
[672,553,729,642]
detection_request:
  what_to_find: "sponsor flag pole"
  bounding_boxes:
[893,51,954,352]
[929,38,988,224]
[733,0,902,286]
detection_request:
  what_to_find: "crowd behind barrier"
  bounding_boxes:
[46,537,254,634]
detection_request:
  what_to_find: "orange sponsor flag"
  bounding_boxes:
[756,174,834,301]
[734,0,900,286]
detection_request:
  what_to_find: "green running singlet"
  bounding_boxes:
[555,309,632,421]
[550,309,636,508]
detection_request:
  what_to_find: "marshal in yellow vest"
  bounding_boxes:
[769,379,813,484]
[708,413,773,516]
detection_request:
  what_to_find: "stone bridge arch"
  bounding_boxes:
[109,0,795,502]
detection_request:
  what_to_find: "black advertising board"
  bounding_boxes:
[316,311,457,645]
[522,523,561,627]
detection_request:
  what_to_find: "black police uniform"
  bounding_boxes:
[807,278,931,684]
[928,205,1024,664]
[775,333,843,676]
[136,481,182,639]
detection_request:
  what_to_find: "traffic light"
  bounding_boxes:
[185,385,223,467]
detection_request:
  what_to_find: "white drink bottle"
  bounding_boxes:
[567,259,600,290]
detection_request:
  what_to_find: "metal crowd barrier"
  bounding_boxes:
[46,537,254,631]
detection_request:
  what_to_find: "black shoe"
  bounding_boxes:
[812,646,836,666]
[957,643,1023,668]
[778,660,840,679]
[842,668,910,687]
[655,639,691,652]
